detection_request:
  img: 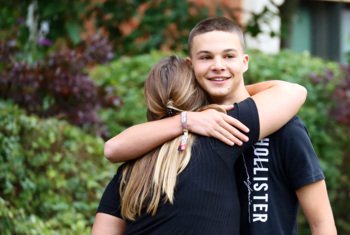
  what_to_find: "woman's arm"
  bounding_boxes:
[246,82,269,96]
[250,80,307,139]
[104,107,250,163]
[246,80,283,96]
[91,213,126,235]
[105,80,306,163]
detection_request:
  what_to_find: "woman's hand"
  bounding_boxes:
[187,105,250,146]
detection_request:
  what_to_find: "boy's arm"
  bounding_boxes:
[104,107,250,163]
[296,180,337,235]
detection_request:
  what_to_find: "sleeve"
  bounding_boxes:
[96,164,124,218]
[279,117,325,190]
[213,97,260,156]
[231,97,260,150]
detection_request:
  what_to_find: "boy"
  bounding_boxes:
[101,17,336,235]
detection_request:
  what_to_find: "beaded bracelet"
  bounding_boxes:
[181,111,187,130]
[178,112,188,152]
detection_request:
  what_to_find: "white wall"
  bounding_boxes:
[242,0,284,53]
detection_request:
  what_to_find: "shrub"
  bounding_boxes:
[328,64,350,233]
[0,36,118,138]
[90,51,177,136]
[331,65,350,129]
[0,100,116,234]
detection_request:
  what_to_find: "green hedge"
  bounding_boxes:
[90,50,349,234]
[0,100,116,235]
[90,50,180,137]
[1,49,347,234]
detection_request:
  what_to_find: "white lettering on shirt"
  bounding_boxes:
[251,138,270,222]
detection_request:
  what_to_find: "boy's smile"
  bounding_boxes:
[187,30,249,104]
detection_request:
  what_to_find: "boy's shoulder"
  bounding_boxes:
[270,115,308,139]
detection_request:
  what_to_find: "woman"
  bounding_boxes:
[91,55,306,235]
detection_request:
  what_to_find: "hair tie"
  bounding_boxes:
[166,108,175,117]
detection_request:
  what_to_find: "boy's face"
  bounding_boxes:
[187,30,248,104]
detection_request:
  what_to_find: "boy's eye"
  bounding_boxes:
[225,54,236,59]
[199,55,211,60]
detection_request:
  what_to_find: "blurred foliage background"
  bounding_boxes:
[0,0,349,234]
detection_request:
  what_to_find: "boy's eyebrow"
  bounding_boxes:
[224,49,239,53]
[195,48,239,55]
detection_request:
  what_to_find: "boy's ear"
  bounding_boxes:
[185,57,192,66]
[242,54,249,73]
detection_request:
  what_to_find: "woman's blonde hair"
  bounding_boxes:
[120,55,223,220]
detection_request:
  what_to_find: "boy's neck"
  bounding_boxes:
[212,88,251,105]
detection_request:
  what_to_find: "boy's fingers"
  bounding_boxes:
[222,114,250,133]
[220,104,234,111]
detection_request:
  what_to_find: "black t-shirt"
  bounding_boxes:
[235,116,325,235]
[97,98,259,235]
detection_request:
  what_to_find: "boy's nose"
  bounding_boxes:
[211,58,225,71]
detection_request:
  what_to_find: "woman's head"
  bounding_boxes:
[120,56,220,221]
[144,55,208,121]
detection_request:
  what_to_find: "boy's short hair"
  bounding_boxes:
[188,16,245,56]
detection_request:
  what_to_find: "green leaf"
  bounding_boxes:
[65,22,81,45]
